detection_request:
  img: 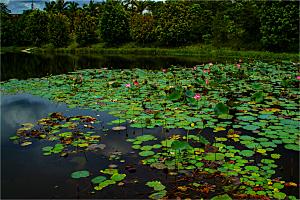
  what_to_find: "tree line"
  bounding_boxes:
[0,0,299,52]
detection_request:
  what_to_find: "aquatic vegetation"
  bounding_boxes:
[71,170,90,179]
[2,61,300,199]
[9,112,103,156]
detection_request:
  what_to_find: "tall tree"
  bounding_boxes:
[67,2,80,32]
[99,1,130,45]
[0,3,15,46]
[260,0,299,52]
[83,0,102,17]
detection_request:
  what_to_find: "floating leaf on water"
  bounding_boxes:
[211,194,232,200]
[139,150,155,157]
[251,91,265,103]
[273,182,284,189]
[146,181,166,191]
[214,102,229,116]
[237,115,256,121]
[149,190,167,200]
[42,146,53,152]
[135,135,157,142]
[243,125,260,131]
[284,144,299,151]
[71,170,90,179]
[94,180,116,191]
[9,135,19,140]
[203,153,225,161]
[86,144,106,151]
[213,127,226,132]
[270,154,281,159]
[100,168,118,175]
[150,162,166,170]
[132,145,141,149]
[20,141,32,147]
[91,176,107,184]
[110,119,126,124]
[245,166,259,171]
[239,150,255,157]
[140,145,153,151]
[112,126,127,131]
[273,192,286,200]
[171,141,192,151]
[111,173,126,182]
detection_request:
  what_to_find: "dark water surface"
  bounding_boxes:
[1,52,241,81]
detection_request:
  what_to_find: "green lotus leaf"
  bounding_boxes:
[273,192,286,200]
[149,190,167,199]
[100,168,118,175]
[111,173,126,182]
[284,144,299,151]
[239,150,254,157]
[211,194,232,200]
[243,125,260,131]
[135,135,157,142]
[94,180,116,191]
[273,182,284,189]
[71,170,90,179]
[214,102,229,116]
[203,153,225,161]
[42,146,53,152]
[139,150,155,157]
[146,181,166,191]
[171,141,192,151]
[91,176,107,184]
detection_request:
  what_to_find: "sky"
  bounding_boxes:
[1,0,104,14]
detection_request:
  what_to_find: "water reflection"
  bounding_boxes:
[1,52,239,81]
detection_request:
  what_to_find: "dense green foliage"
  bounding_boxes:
[48,13,70,47]
[100,1,130,45]
[1,0,299,52]
[74,11,98,46]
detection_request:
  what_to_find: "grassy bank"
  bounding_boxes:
[2,43,299,62]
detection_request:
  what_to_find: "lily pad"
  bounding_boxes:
[71,170,90,179]
[146,181,166,191]
[91,176,107,184]
[139,151,155,157]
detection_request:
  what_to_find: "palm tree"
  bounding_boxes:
[55,0,69,13]
[67,2,79,13]
[44,1,56,13]
[67,2,80,32]
[83,0,101,17]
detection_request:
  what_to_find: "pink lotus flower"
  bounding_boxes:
[203,69,210,73]
[209,63,213,66]
[297,76,300,80]
[162,69,167,73]
[193,66,197,70]
[125,83,131,88]
[237,64,241,69]
[205,79,209,85]
[194,93,201,100]
[133,80,139,86]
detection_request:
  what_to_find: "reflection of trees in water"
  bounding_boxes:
[1,52,237,81]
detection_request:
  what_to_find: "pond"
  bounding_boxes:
[1,52,299,199]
